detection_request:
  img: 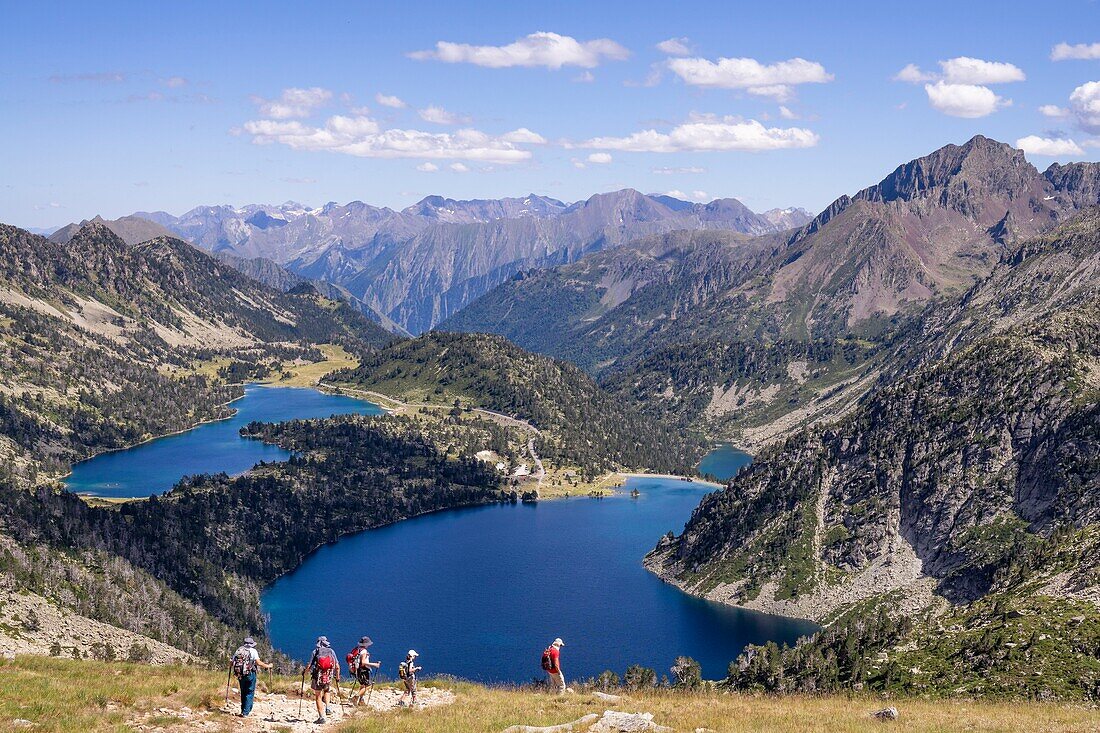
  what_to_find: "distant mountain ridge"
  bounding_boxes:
[100,190,807,334]
[442,136,1100,445]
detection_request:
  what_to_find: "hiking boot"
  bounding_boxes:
[314,717,326,724]
[324,707,333,715]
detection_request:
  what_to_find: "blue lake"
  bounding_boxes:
[697,443,753,482]
[63,385,385,498]
[262,477,817,683]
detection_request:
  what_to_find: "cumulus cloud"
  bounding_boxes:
[34,202,64,210]
[449,162,470,173]
[1052,42,1100,61]
[587,152,612,164]
[924,81,1009,118]
[375,93,407,109]
[1039,104,1070,118]
[418,105,470,125]
[1070,81,1100,133]
[161,76,189,88]
[416,162,439,172]
[939,57,1025,84]
[1015,135,1084,156]
[573,71,595,83]
[409,31,629,69]
[651,165,706,174]
[580,117,819,152]
[656,37,692,56]
[893,63,936,83]
[252,87,332,119]
[664,189,709,201]
[778,105,798,119]
[241,113,541,163]
[501,127,547,144]
[666,56,832,100]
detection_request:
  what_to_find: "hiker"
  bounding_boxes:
[542,638,567,693]
[397,650,421,707]
[348,636,381,706]
[306,635,340,724]
[231,636,272,717]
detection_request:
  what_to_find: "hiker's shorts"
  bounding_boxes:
[311,677,331,692]
[356,668,372,686]
[404,676,417,694]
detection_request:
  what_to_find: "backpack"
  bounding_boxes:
[398,660,411,680]
[540,647,555,672]
[346,648,360,674]
[232,647,256,678]
[314,650,335,685]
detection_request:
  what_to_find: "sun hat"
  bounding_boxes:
[407,650,418,657]
[359,636,373,646]
[243,636,256,647]
[553,638,565,647]
[316,635,329,647]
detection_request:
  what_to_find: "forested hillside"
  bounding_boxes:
[330,331,706,477]
[0,221,391,479]
[0,414,507,659]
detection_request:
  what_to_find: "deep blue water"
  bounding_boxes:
[697,443,753,482]
[262,477,817,683]
[63,385,384,498]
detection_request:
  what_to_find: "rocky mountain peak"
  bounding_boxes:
[855,135,1040,213]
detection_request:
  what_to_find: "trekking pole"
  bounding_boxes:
[297,669,306,719]
[224,661,233,706]
[333,678,344,715]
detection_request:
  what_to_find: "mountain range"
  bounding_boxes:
[444,136,1100,445]
[56,192,811,334]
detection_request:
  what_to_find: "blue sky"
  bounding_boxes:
[3,0,1099,228]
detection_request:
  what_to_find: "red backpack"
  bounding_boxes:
[540,647,555,672]
[315,651,335,684]
[346,648,359,673]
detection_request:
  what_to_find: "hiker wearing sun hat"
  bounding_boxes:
[398,650,422,707]
[541,638,566,693]
[229,636,272,717]
[348,636,381,707]
[306,635,340,724]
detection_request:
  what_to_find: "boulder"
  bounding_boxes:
[872,707,899,721]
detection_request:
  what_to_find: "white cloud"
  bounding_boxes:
[449,162,470,173]
[416,162,439,172]
[893,63,936,83]
[1070,81,1100,133]
[1039,104,1069,118]
[778,105,798,119]
[924,81,1008,118]
[1015,135,1084,156]
[571,158,586,169]
[34,202,64,210]
[664,189,708,201]
[251,87,332,119]
[656,37,691,56]
[161,76,189,88]
[418,105,469,125]
[586,152,612,164]
[375,93,407,109]
[581,117,819,152]
[500,127,547,144]
[651,166,706,174]
[1052,42,1100,61]
[939,57,1025,84]
[573,70,595,83]
[409,31,629,69]
[241,114,538,163]
[667,56,833,100]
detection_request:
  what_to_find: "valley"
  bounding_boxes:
[2,134,1098,715]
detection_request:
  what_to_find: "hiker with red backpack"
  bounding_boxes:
[306,636,340,724]
[230,636,272,717]
[346,636,381,707]
[541,638,567,693]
